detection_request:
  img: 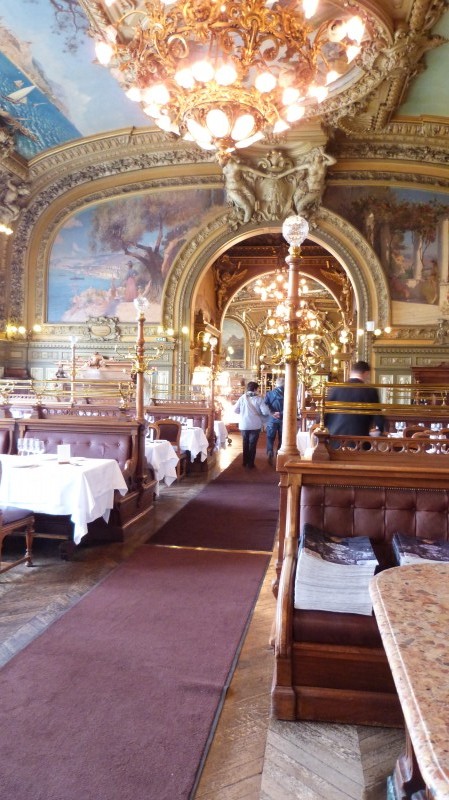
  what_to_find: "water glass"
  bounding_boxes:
[17,437,25,456]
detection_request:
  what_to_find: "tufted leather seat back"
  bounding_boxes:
[300,484,449,542]
[23,429,132,471]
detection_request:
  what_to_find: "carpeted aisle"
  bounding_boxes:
[0,444,278,800]
[1,547,269,800]
[150,442,279,551]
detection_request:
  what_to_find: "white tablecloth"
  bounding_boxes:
[214,420,228,448]
[180,427,209,462]
[0,454,128,545]
[296,430,311,456]
[145,439,179,492]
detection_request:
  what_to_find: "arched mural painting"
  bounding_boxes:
[47,188,225,324]
[325,186,449,315]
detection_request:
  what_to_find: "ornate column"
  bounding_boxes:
[278,216,310,460]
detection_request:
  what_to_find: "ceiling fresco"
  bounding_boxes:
[0,1,448,161]
[0,0,149,158]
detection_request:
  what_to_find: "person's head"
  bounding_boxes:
[275,377,285,389]
[247,381,259,393]
[351,360,371,380]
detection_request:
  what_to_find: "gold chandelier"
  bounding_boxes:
[85,0,375,156]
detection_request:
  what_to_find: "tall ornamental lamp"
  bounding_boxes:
[208,335,218,452]
[277,215,310,460]
[133,296,152,493]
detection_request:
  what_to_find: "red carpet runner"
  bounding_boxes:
[0,451,277,800]
[151,441,279,551]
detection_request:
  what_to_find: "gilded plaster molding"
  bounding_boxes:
[28,129,214,187]
[330,134,449,169]
[324,0,448,135]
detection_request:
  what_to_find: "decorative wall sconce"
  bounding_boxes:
[5,322,42,340]
[359,321,392,338]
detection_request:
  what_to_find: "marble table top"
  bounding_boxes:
[370,564,449,799]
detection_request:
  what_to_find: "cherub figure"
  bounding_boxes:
[214,256,247,311]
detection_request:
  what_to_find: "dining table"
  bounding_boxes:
[144,439,179,493]
[0,453,128,545]
[180,426,209,462]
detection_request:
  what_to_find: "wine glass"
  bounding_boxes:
[17,437,25,456]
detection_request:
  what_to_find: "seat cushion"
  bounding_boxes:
[1,506,34,524]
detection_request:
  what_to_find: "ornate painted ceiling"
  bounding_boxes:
[0,0,448,162]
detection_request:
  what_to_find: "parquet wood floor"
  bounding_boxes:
[0,440,404,799]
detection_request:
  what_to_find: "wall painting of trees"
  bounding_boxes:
[325,186,449,316]
[222,319,245,366]
[47,188,225,323]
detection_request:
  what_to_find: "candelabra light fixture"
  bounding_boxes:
[359,320,392,338]
[5,322,42,340]
[84,0,379,158]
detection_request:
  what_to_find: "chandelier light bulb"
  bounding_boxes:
[302,0,319,19]
[346,16,365,44]
[308,84,328,103]
[125,87,141,102]
[231,113,256,142]
[255,72,277,93]
[191,60,215,83]
[282,87,301,105]
[327,20,347,42]
[215,64,238,86]
[346,45,361,63]
[273,119,289,134]
[206,108,231,137]
[326,70,340,85]
[175,68,195,89]
[95,40,113,65]
[187,118,213,145]
[144,83,170,105]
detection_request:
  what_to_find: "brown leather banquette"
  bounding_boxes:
[273,459,449,728]
[17,417,156,553]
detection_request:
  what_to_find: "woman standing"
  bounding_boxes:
[233,381,270,469]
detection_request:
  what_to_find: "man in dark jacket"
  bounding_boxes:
[324,361,384,436]
[264,377,285,465]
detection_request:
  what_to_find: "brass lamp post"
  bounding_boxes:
[208,335,218,452]
[133,296,151,423]
[277,215,310,460]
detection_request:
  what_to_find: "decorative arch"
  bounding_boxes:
[166,209,390,381]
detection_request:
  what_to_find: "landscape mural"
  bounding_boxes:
[47,188,225,324]
[0,0,148,158]
[325,185,449,309]
[222,319,245,366]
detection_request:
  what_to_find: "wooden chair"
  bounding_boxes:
[0,507,35,575]
[411,430,432,438]
[405,426,428,437]
[146,422,160,441]
[156,418,188,479]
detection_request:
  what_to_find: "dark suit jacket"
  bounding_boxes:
[324,379,384,436]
